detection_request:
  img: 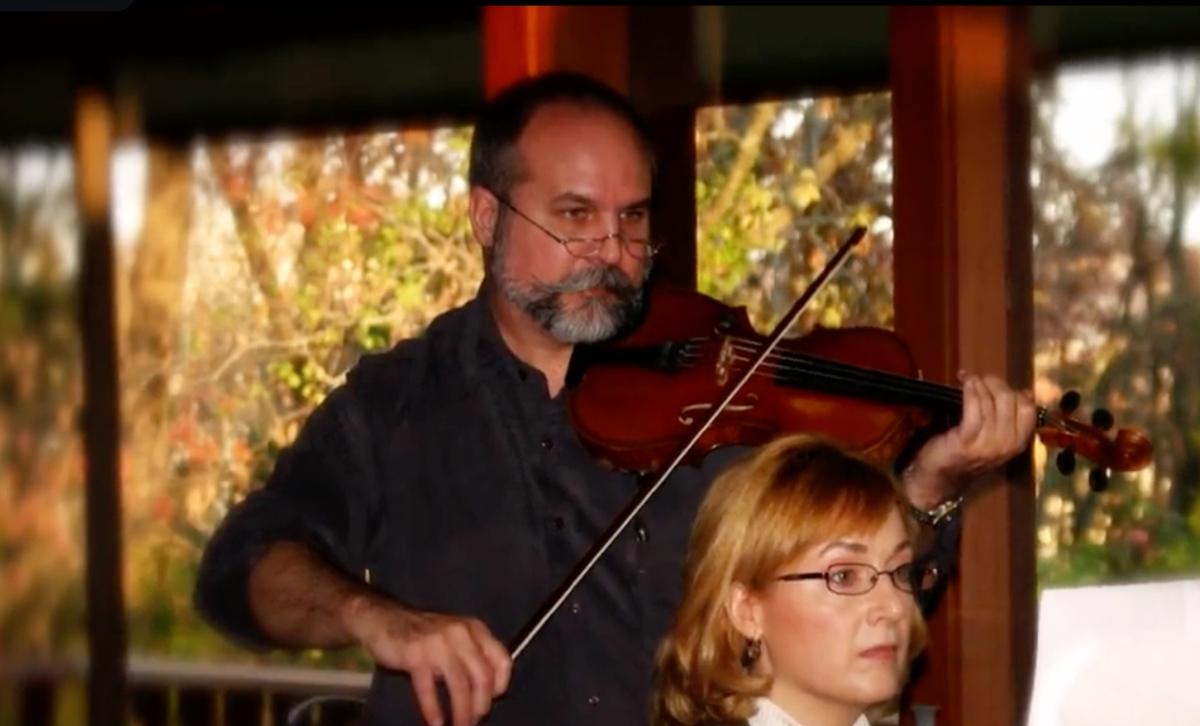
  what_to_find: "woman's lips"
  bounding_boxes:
[859,645,898,660]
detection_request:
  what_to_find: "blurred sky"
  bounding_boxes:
[1050,56,1200,241]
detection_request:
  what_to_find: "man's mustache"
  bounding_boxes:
[540,265,637,295]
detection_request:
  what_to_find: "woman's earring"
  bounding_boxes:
[741,637,763,671]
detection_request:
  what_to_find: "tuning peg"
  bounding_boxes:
[1089,467,1110,492]
[1091,408,1114,431]
[1056,449,1077,476]
[1059,390,1081,414]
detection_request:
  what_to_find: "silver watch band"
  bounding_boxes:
[910,494,965,527]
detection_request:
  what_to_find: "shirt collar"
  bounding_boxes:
[459,283,542,387]
[747,698,870,726]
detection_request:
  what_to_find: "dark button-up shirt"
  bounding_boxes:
[194,290,749,725]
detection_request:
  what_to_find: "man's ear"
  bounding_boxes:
[726,581,764,642]
[469,186,500,250]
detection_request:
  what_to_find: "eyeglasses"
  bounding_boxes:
[494,194,661,260]
[775,562,939,596]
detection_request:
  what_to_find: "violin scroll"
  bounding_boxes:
[1037,389,1153,493]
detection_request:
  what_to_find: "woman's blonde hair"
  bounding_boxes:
[652,434,927,726]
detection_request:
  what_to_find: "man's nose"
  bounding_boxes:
[593,230,626,264]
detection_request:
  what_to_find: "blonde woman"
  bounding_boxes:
[654,434,933,726]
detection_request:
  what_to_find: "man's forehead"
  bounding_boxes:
[499,103,652,204]
[525,99,630,129]
[517,102,649,157]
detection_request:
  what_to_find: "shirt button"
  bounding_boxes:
[552,516,565,531]
[540,438,553,450]
[587,695,600,706]
[570,601,582,615]
[635,521,649,543]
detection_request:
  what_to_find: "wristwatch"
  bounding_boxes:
[909,494,965,527]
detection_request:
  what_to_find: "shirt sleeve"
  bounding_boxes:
[192,379,382,650]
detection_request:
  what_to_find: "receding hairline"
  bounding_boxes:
[490,99,656,195]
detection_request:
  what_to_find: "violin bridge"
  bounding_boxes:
[715,336,736,388]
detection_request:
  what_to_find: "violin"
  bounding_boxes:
[508,226,1152,659]
[566,284,1154,488]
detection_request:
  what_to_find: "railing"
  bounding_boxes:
[0,656,370,726]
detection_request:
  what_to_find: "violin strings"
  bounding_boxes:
[728,348,1080,434]
[726,336,963,401]
[677,336,952,403]
[675,337,1075,434]
[729,352,962,409]
[717,338,964,407]
[677,336,960,406]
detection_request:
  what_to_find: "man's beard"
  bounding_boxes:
[490,228,648,344]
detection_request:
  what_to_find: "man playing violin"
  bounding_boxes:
[193,71,1037,726]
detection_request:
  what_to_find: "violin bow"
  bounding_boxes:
[509,226,868,660]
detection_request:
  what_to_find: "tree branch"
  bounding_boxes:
[699,103,779,232]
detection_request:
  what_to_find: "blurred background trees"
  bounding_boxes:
[117,126,482,667]
[1029,60,1200,585]
[696,92,895,334]
[0,147,85,661]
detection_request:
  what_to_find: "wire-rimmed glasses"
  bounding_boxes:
[494,195,661,260]
[775,562,939,596]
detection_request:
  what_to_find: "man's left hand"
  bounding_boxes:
[903,373,1037,510]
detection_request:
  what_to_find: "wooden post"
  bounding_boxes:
[482,6,630,98]
[73,68,128,726]
[629,6,700,289]
[890,7,1035,726]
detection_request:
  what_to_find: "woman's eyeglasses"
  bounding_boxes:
[775,562,940,596]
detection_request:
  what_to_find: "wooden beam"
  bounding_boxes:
[890,7,1035,726]
[72,67,128,726]
[890,13,962,724]
[955,11,1036,725]
[629,6,701,289]
[482,6,629,98]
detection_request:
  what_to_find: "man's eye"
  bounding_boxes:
[621,208,647,222]
[561,207,590,221]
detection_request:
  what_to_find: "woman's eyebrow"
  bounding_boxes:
[817,540,867,556]
[816,539,912,557]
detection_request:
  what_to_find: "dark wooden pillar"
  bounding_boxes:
[17,677,56,726]
[890,7,1035,726]
[72,66,128,726]
[629,6,699,289]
